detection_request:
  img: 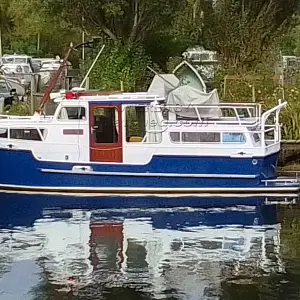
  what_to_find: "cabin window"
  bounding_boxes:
[222,133,246,143]
[183,132,220,143]
[170,132,180,142]
[57,106,86,120]
[93,107,119,144]
[125,106,146,142]
[253,133,260,143]
[125,106,162,143]
[0,128,8,138]
[10,129,42,141]
[170,132,220,143]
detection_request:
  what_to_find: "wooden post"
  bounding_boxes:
[30,74,35,114]
[0,26,2,57]
[223,75,227,99]
[85,77,89,90]
[37,32,40,53]
[252,85,256,102]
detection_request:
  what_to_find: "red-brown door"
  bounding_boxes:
[89,104,123,162]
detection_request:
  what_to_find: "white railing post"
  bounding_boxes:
[261,100,287,147]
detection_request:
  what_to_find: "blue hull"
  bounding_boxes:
[0,150,279,187]
[0,148,296,194]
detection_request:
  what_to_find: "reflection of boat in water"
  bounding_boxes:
[0,194,285,298]
[0,193,294,228]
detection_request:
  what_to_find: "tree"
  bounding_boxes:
[142,0,205,71]
[42,0,188,47]
[84,41,151,91]
[202,0,300,71]
[0,0,14,56]
[7,0,81,57]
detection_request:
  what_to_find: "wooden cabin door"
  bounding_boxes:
[89,104,123,162]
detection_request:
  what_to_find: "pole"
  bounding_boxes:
[0,26,2,57]
[82,17,85,63]
[80,45,105,88]
[37,32,40,53]
[252,85,256,103]
[30,74,35,114]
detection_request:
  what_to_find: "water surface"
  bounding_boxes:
[0,194,299,299]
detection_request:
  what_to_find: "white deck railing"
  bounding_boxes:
[160,103,262,125]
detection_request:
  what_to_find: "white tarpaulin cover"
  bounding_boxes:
[147,74,179,99]
[167,86,221,118]
[147,74,221,119]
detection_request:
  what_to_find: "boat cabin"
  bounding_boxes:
[0,89,286,165]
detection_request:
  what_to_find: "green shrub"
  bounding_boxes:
[84,42,152,92]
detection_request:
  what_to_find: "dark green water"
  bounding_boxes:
[0,195,300,300]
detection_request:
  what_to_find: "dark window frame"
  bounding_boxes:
[10,128,43,141]
[57,106,86,120]
[93,107,119,144]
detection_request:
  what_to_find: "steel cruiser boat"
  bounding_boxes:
[0,81,298,195]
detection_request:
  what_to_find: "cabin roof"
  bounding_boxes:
[56,91,164,105]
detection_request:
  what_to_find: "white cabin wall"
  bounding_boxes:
[31,102,91,162]
[122,124,271,165]
[30,121,90,162]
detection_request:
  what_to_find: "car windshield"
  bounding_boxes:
[2,58,14,64]
[15,58,27,64]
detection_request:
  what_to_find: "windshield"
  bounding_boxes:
[2,57,28,64]
[15,58,27,64]
[2,58,14,64]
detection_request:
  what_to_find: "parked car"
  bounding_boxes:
[0,64,32,89]
[1,54,34,73]
[0,79,17,110]
[40,59,61,71]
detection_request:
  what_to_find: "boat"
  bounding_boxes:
[0,47,297,196]
[0,81,298,195]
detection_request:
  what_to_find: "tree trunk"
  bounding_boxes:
[0,25,2,57]
[128,0,139,46]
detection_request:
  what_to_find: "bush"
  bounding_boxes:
[5,102,30,115]
[84,42,152,92]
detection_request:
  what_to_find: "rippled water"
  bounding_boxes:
[0,193,300,299]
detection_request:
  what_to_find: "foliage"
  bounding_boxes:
[42,0,188,46]
[0,0,14,34]
[171,0,204,42]
[4,102,30,115]
[84,41,152,92]
[203,0,300,70]
[280,23,300,56]
[4,0,81,58]
[143,33,191,72]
